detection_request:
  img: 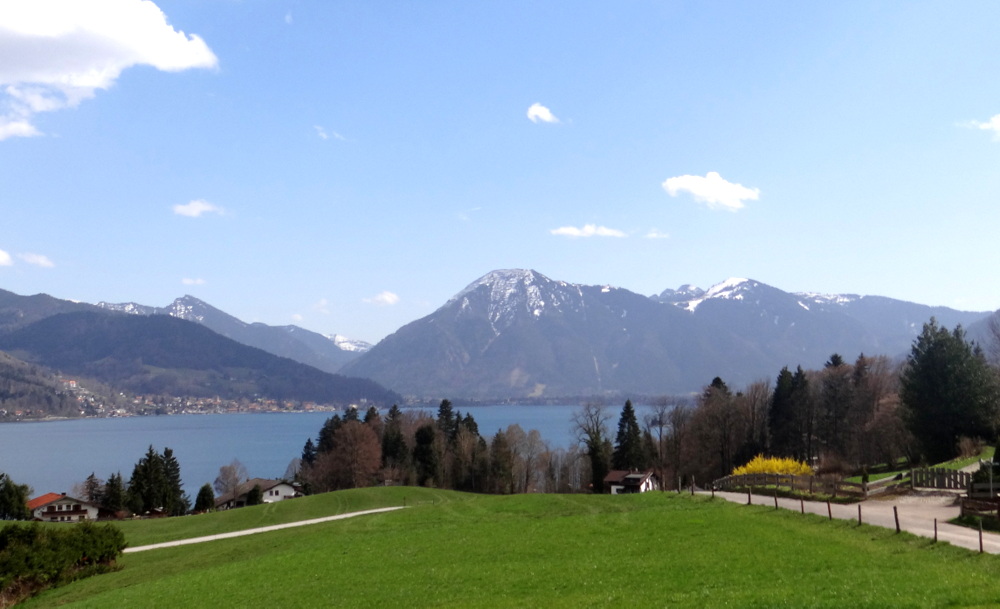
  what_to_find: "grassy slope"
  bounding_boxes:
[25,489,1000,608]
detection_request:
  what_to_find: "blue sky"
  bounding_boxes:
[2,1,1000,343]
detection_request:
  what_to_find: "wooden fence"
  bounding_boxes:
[910,468,971,491]
[968,482,1000,500]
[961,498,1000,519]
[713,473,867,499]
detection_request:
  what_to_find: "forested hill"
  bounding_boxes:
[0,311,400,405]
[0,350,79,417]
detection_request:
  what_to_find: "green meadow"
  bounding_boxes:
[24,488,1000,608]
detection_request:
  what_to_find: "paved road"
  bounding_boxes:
[123,506,406,554]
[706,490,1000,554]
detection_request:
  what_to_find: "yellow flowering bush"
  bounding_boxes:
[731,454,813,477]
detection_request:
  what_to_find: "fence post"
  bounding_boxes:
[774,492,778,510]
[747,488,752,505]
[857,504,862,525]
[934,518,938,543]
[690,476,695,496]
[980,521,984,553]
[827,501,832,520]
[893,506,900,533]
[800,498,804,514]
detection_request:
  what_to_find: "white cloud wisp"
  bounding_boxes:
[662,171,759,212]
[173,199,224,218]
[550,224,626,238]
[0,249,12,266]
[0,0,218,140]
[527,102,559,124]
[970,114,1000,140]
[364,291,400,306]
[17,252,54,267]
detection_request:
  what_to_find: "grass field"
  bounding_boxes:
[23,488,1000,608]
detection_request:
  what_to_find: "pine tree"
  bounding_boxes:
[0,472,30,520]
[413,424,438,486]
[301,438,317,466]
[194,483,215,512]
[901,319,1000,463]
[768,366,796,456]
[101,472,126,515]
[246,484,263,506]
[162,447,189,516]
[612,400,645,470]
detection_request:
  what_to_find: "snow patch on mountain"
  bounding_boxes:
[329,334,372,353]
[450,269,586,330]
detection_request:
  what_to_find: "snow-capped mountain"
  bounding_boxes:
[343,270,992,399]
[97,295,368,373]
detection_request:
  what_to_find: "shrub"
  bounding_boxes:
[732,454,813,477]
[0,522,125,607]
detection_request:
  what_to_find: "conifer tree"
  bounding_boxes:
[901,319,1000,463]
[101,472,126,515]
[194,483,215,512]
[612,399,645,470]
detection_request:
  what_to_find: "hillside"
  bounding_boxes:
[26,488,1000,608]
[343,269,992,398]
[0,311,399,405]
[98,295,368,374]
[0,350,81,418]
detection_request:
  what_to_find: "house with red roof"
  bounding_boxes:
[27,492,99,522]
[603,470,659,494]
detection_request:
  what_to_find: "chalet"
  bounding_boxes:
[604,470,659,494]
[27,492,99,522]
[215,478,299,510]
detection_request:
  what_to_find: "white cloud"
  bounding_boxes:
[645,229,670,240]
[0,249,12,266]
[314,125,345,141]
[17,252,54,267]
[173,199,224,217]
[527,102,559,124]
[363,291,400,306]
[662,171,759,212]
[181,277,205,285]
[291,313,303,322]
[0,0,218,140]
[550,224,626,238]
[313,298,330,314]
[970,114,1000,139]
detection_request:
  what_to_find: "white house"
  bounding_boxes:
[603,470,659,494]
[215,478,299,510]
[27,492,100,522]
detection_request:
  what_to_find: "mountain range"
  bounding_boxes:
[0,288,395,406]
[96,295,370,374]
[340,270,996,399]
[0,271,996,402]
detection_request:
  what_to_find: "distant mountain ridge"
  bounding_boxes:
[341,269,993,399]
[97,295,370,374]
[0,311,398,405]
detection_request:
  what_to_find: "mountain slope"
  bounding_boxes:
[0,311,398,405]
[98,295,368,373]
[343,270,992,399]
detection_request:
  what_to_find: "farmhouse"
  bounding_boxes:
[215,478,299,510]
[604,470,659,494]
[27,492,99,522]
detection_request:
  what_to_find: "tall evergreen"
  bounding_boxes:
[162,447,189,516]
[901,319,1000,463]
[612,400,645,470]
[0,472,30,520]
[768,366,796,456]
[127,445,167,515]
[413,424,438,486]
[301,438,317,466]
[194,483,215,512]
[101,472,126,515]
[436,399,458,442]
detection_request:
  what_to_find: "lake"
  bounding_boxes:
[0,404,645,497]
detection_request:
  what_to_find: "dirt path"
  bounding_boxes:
[706,490,1000,554]
[123,506,406,554]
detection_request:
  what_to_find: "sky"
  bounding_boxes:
[2,1,1000,344]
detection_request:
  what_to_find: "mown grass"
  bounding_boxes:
[111,486,450,547]
[24,489,1000,608]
